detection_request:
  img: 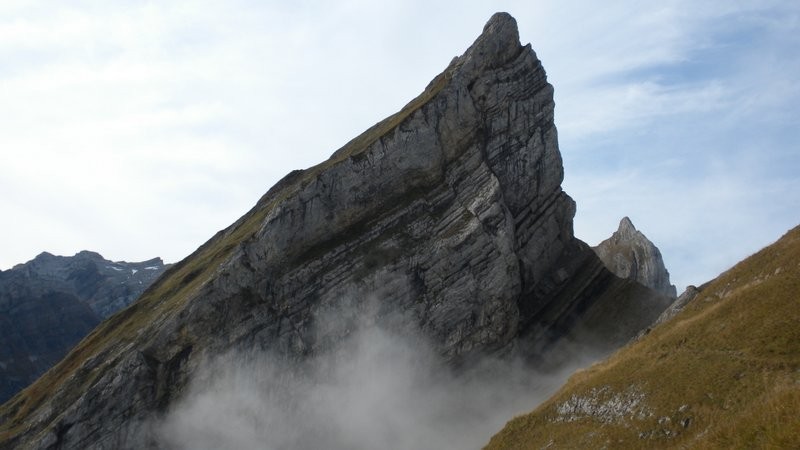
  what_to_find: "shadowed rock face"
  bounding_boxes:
[594,217,678,298]
[0,252,168,404]
[0,13,671,450]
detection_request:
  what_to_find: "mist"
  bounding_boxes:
[156,316,595,450]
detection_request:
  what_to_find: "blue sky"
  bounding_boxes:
[0,1,798,293]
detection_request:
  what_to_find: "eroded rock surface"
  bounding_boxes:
[594,217,677,298]
[0,13,670,450]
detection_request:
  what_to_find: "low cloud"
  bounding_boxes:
[157,317,588,450]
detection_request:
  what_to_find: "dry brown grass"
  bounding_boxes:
[486,225,800,449]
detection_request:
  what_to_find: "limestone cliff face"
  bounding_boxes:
[0,13,671,450]
[594,217,677,298]
[2,251,168,319]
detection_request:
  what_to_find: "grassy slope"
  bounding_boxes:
[0,64,452,442]
[487,225,800,449]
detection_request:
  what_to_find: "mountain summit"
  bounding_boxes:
[594,217,677,298]
[0,251,167,404]
[0,13,671,449]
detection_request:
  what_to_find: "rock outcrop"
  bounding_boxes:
[652,285,699,326]
[0,252,167,403]
[0,13,671,449]
[594,217,677,298]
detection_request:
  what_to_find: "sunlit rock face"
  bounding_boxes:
[0,13,672,450]
[594,217,678,298]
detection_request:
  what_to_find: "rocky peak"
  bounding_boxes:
[594,217,677,298]
[0,14,672,449]
[456,12,521,74]
[4,251,169,318]
[617,216,637,237]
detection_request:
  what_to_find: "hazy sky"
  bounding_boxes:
[1,1,798,292]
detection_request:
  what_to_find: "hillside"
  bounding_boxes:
[486,225,800,449]
[594,217,677,298]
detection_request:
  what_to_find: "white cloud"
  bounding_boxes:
[158,319,583,450]
[557,80,731,141]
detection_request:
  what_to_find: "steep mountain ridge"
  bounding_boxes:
[0,252,167,404]
[487,224,800,449]
[0,13,670,449]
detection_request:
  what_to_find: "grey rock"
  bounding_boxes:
[0,251,167,403]
[3,251,168,318]
[0,13,671,449]
[594,217,678,298]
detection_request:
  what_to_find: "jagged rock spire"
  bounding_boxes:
[594,217,678,298]
[617,216,637,237]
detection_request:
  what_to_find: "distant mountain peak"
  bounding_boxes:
[594,217,677,298]
[74,250,103,259]
[33,251,55,260]
[0,251,168,404]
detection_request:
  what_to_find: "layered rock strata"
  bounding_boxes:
[636,285,701,340]
[0,13,671,449]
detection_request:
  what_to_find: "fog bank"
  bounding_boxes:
[158,322,592,450]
